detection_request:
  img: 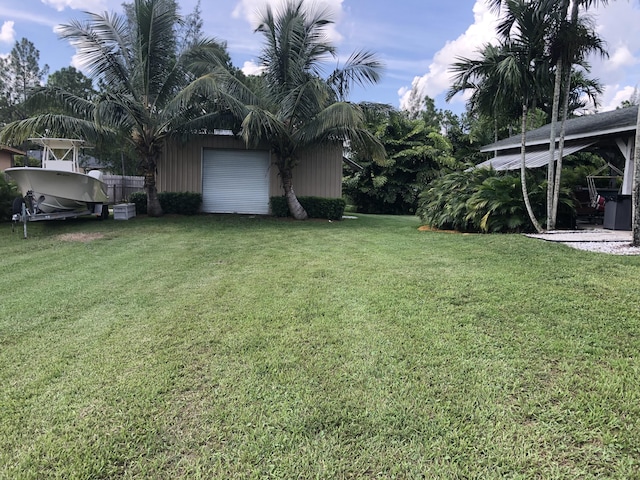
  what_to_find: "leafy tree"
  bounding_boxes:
[0,38,49,125]
[8,38,49,105]
[344,104,457,214]
[237,0,385,220]
[46,67,95,99]
[0,0,238,216]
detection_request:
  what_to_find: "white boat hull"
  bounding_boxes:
[5,167,108,214]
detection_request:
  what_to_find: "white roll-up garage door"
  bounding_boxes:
[202,149,270,214]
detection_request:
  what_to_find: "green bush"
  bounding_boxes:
[159,192,202,215]
[127,191,202,215]
[416,168,493,232]
[270,196,346,220]
[128,191,147,215]
[417,168,575,233]
[0,176,19,222]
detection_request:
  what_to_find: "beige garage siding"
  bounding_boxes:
[157,135,342,199]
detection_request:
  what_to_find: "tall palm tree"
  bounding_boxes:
[0,0,237,216]
[548,1,608,228]
[487,0,607,230]
[449,0,553,233]
[238,0,385,220]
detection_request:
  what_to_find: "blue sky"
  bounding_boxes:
[2,0,640,115]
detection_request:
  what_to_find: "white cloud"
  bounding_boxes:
[599,85,638,111]
[0,21,16,44]
[231,0,344,43]
[241,60,265,76]
[580,2,640,111]
[40,0,108,12]
[398,1,499,110]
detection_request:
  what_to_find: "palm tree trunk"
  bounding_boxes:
[547,57,563,230]
[551,57,574,228]
[632,100,640,246]
[279,165,308,220]
[520,103,544,233]
[551,0,578,228]
[143,157,163,217]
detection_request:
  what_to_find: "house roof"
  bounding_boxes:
[0,145,26,156]
[480,106,638,152]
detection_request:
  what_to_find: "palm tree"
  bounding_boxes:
[449,0,554,233]
[490,0,608,230]
[547,1,608,229]
[0,0,237,216]
[238,0,385,220]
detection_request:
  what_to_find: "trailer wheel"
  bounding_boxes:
[100,204,110,220]
[12,196,24,215]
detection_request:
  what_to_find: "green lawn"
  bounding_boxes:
[1,214,639,479]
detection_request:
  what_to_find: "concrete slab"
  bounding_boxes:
[524,229,632,243]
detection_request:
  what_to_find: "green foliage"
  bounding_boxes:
[0,176,19,222]
[129,191,147,215]
[128,191,202,215]
[345,105,458,215]
[417,168,494,232]
[159,192,202,215]
[418,168,575,233]
[270,196,346,220]
[466,175,539,233]
[46,66,95,100]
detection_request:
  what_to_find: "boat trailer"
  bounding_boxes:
[11,191,108,239]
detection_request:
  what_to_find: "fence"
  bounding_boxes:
[102,175,144,204]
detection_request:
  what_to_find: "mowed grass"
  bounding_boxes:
[1,213,639,479]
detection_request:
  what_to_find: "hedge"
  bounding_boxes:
[270,196,346,220]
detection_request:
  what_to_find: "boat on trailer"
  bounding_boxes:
[6,138,109,235]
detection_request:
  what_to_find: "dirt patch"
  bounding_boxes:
[418,225,462,234]
[56,232,105,243]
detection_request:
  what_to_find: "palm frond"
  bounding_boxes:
[327,50,383,101]
[0,114,113,145]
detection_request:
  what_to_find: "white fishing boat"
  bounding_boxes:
[6,138,108,217]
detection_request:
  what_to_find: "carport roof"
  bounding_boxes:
[475,141,595,171]
[480,106,638,153]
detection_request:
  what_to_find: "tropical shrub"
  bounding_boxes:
[0,176,19,222]
[344,105,457,215]
[416,167,493,232]
[417,168,575,233]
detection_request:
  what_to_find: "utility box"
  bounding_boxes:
[604,195,631,230]
[114,203,136,220]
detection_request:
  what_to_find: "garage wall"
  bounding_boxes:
[157,135,343,201]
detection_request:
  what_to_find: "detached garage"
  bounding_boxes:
[157,134,343,215]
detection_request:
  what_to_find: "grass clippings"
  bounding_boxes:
[56,232,106,242]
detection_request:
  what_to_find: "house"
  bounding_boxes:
[0,145,26,171]
[478,106,637,195]
[157,134,343,215]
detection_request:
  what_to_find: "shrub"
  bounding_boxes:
[0,176,19,222]
[128,191,147,214]
[417,168,575,233]
[159,192,202,215]
[417,168,493,232]
[127,191,202,215]
[270,196,346,220]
